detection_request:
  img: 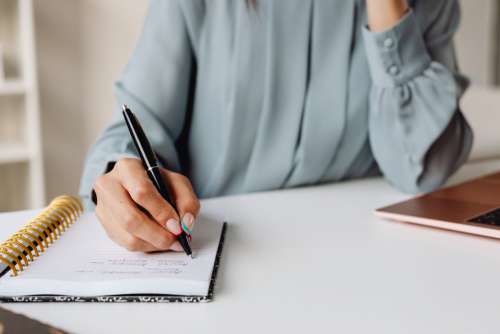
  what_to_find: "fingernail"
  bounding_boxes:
[166,219,182,236]
[169,241,183,252]
[181,213,195,235]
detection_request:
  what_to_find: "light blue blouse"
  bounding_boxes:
[80,0,472,208]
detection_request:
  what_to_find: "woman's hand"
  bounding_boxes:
[93,158,200,252]
[366,0,409,32]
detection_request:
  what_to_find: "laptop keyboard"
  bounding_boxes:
[469,208,500,227]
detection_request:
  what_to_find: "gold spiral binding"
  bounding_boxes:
[38,213,63,236]
[0,195,83,277]
[12,233,39,257]
[22,226,48,250]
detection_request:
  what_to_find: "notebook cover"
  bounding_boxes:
[0,222,227,303]
[0,306,68,333]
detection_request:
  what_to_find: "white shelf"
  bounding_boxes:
[0,143,31,164]
[0,80,26,95]
[0,0,45,209]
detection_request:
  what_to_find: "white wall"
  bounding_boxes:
[34,0,148,200]
[33,0,499,202]
[456,0,499,85]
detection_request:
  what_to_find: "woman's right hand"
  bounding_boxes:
[93,158,200,252]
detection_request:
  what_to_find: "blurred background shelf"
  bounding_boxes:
[0,80,26,95]
[0,0,45,211]
[0,143,31,164]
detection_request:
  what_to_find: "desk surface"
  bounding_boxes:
[4,159,500,334]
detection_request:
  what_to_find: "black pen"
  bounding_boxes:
[122,105,193,258]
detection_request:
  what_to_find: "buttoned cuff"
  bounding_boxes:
[362,9,431,87]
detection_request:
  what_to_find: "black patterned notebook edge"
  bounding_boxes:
[0,222,227,303]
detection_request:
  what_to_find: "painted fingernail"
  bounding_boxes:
[166,219,182,236]
[169,241,183,252]
[181,213,195,235]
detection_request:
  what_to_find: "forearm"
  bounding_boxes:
[368,66,471,194]
[417,113,473,192]
[79,89,182,210]
[363,1,472,193]
[366,0,408,32]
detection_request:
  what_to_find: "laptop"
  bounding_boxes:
[375,172,500,239]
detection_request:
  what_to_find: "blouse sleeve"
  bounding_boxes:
[362,0,473,193]
[79,0,194,208]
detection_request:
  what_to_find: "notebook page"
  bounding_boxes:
[0,211,224,296]
[0,209,42,236]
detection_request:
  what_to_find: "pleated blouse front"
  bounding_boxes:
[80,0,472,206]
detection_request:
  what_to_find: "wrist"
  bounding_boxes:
[366,0,408,32]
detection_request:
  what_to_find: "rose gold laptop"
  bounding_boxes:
[375,171,500,239]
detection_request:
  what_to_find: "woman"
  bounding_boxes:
[80,0,472,252]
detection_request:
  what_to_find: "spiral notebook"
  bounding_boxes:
[0,196,226,303]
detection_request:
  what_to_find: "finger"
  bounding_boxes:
[115,159,179,230]
[169,241,184,252]
[98,204,182,253]
[106,225,159,252]
[115,200,178,251]
[161,170,201,233]
[98,177,178,250]
[96,199,158,252]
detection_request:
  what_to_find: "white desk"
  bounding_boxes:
[4,159,500,334]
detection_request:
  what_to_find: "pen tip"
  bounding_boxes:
[122,104,128,112]
[190,254,194,259]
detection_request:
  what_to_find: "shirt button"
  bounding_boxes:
[383,38,394,49]
[388,65,399,76]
